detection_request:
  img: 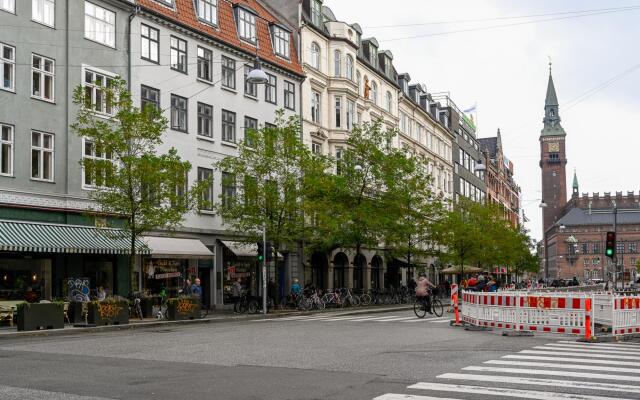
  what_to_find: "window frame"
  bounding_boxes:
[385,91,392,113]
[0,0,15,13]
[141,85,160,111]
[84,1,116,48]
[170,35,188,74]
[221,55,236,90]
[243,116,258,147]
[265,73,277,104]
[237,7,257,44]
[82,66,117,116]
[346,99,355,130]
[197,167,214,211]
[310,42,320,70]
[196,0,218,26]
[311,142,322,155]
[271,25,290,59]
[170,94,188,133]
[311,91,320,124]
[197,46,213,82]
[32,0,55,28]
[1,42,16,92]
[0,123,14,176]
[370,81,378,105]
[334,50,341,77]
[31,53,55,102]
[345,55,354,80]
[221,171,237,209]
[221,109,236,143]
[334,96,341,128]
[140,24,160,63]
[284,80,295,111]
[197,102,213,138]
[244,64,258,97]
[311,0,322,26]
[30,130,54,182]
[82,137,114,189]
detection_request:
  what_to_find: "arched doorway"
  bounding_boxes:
[371,255,383,290]
[385,259,401,289]
[310,252,327,290]
[353,253,366,290]
[333,252,348,289]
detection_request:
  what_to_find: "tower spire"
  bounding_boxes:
[572,169,579,197]
[541,61,565,136]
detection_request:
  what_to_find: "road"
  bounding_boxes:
[0,308,638,399]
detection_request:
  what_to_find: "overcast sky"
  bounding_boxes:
[324,0,640,242]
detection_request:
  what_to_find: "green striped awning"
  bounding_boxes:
[0,220,150,255]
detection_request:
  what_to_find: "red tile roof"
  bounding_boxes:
[138,0,304,77]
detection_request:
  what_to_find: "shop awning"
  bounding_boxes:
[0,220,149,255]
[440,265,483,274]
[142,236,213,259]
[221,240,258,257]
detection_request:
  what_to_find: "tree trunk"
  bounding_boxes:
[130,228,137,296]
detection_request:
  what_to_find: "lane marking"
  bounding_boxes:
[437,372,640,394]
[409,382,627,400]
[0,385,116,400]
[543,343,640,354]
[485,359,640,374]
[402,317,449,323]
[373,394,461,400]
[533,345,638,356]
[369,316,418,322]
[503,354,640,367]
[520,349,640,361]
[463,365,640,382]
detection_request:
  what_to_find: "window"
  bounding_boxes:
[582,243,589,254]
[310,42,320,70]
[335,147,343,175]
[345,55,353,80]
[33,0,55,27]
[1,43,15,91]
[629,242,637,253]
[272,25,290,58]
[244,116,257,147]
[0,124,13,176]
[244,65,257,97]
[593,243,600,253]
[284,80,295,110]
[0,0,15,13]
[170,36,187,73]
[400,113,407,133]
[385,91,392,113]
[31,54,54,102]
[592,258,599,265]
[311,142,322,155]
[265,73,276,104]
[197,46,212,81]
[140,24,159,63]
[237,7,256,43]
[221,109,236,142]
[170,94,188,132]
[311,0,322,25]
[221,56,236,89]
[83,68,115,115]
[197,102,213,138]
[197,167,213,211]
[617,243,625,254]
[85,2,115,47]
[334,50,341,77]
[371,81,377,105]
[370,45,377,66]
[346,100,355,130]
[141,85,160,111]
[221,172,236,209]
[197,0,217,25]
[334,96,341,128]
[356,71,361,95]
[311,91,320,123]
[83,138,113,187]
[31,131,54,181]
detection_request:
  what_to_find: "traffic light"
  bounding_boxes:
[257,242,264,262]
[605,231,616,258]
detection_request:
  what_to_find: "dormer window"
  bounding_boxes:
[311,0,322,26]
[197,0,217,26]
[236,7,256,43]
[370,46,377,66]
[384,57,390,76]
[271,25,290,58]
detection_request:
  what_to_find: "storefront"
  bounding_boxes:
[219,241,259,305]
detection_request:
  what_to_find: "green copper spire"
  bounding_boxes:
[541,62,566,137]
[572,169,579,190]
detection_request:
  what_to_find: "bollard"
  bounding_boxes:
[585,297,592,341]
[450,284,462,326]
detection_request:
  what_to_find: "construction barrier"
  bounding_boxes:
[461,291,594,339]
[612,295,640,336]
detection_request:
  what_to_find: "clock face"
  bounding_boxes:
[548,142,560,152]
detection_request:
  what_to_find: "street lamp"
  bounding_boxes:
[354,164,363,172]
[247,56,269,85]
[475,162,486,172]
[539,201,548,208]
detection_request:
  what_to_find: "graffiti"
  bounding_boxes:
[175,298,197,313]
[67,278,91,302]
[97,303,123,319]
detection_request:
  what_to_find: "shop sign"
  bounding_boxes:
[155,272,181,279]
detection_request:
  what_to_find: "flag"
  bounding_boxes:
[463,103,477,114]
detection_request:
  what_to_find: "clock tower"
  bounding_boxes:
[540,65,567,234]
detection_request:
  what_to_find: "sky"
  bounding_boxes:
[324,0,640,242]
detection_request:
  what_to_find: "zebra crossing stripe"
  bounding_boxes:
[437,373,640,394]
[373,394,460,400]
[543,343,640,354]
[503,354,640,367]
[402,317,449,323]
[520,349,640,361]
[484,359,640,374]
[532,346,635,356]
[369,316,418,322]
[557,340,640,349]
[463,365,640,382]
[408,382,626,400]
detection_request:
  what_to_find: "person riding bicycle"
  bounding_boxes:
[415,272,436,314]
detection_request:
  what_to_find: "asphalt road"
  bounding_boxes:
[0,309,637,400]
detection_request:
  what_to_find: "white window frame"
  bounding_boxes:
[311,91,320,123]
[310,42,320,70]
[31,130,54,182]
[82,137,114,189]
[311,0,322,26]
[272,25,290,59]
[345,55,353,81]
[237,7,256,43]
[32,0,55,27]
[0,123,13,176]
[197,0,217,26]
[334,50,341,77]
[84,1,115,48]
[311,142,322,155]
[346,100,355,130]
[140,24,159,63]
[31,54,55,102]
[82,66,117,116]
[385,91,392,113]
[334,96,341,128]
[1,42,15,92]
[0,0,15,13]
[371,81,378,105]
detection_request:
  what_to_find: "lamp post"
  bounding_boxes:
[539,200,548,281]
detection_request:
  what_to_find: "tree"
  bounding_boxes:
[71,78,205,292]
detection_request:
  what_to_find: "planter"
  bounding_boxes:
[67,301,85,324]
[141,297,155,318]
[17,303,64,331]
[167,297,200,320]
[87,301,129,325]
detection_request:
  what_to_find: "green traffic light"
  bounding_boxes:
[606,249,613,256]
[258,256,264,261]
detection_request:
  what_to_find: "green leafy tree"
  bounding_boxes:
[71,78,205,292]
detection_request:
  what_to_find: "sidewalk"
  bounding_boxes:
[0,303,418,340]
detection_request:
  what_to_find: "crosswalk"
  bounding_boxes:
[374,340,640,400]
[252,313,451,324]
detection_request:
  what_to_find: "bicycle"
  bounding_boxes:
[413,294,443,318]
[130,296,143,320]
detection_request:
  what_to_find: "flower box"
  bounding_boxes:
[17,303,64,331]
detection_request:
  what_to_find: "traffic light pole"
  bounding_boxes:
[262,224,267,315]
[613,204,618,290]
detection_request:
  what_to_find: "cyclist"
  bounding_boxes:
[415,272,436,314]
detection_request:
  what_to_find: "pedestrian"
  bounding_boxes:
[232,278,243,313]
[182,279,193,296]
[415,272,436,314]
[192,278,203,301]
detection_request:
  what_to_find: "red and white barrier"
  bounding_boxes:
[612,295,640,336]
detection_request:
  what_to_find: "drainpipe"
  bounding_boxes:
[127,5,140,92]
[65,0,70,207]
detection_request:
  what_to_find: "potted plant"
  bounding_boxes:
[17,302,64,331]
[166,296,200,320]
[87,297,129,325]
